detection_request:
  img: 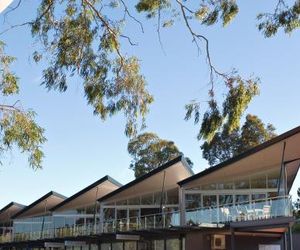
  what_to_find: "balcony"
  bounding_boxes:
[185,195,293,226]
[0,196,293,244]
[102,210,180,233]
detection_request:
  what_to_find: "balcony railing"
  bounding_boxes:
[185,195,292,226]
[102,210,180,233]
[0,195,293,244]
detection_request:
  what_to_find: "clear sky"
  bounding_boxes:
[0,1,299,208]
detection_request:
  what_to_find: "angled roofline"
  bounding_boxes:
[0,202,25,214]
[12,191,66,219]
[98,155,193,203]
[178,125,300,186]
[50,175,122,212]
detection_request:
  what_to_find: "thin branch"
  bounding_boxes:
[176,0,229,95]
[119,0,144,33]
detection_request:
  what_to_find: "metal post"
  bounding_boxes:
[230,228,236,250]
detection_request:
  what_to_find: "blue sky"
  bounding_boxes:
[0,1,299,208]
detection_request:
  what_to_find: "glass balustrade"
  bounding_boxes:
[185,195,292,226]
[0,196,293,244]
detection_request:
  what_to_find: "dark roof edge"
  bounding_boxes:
[98,155,187,203]
[0,202,25,214]
[51,175,122,212]
[12,191,66,219]
[178,125,300,186]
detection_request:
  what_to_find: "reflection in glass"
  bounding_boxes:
[185,194,201,209]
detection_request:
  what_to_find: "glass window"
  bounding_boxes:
[154,192,163,205]
[251,174,267,189]
[166,190,179,204]
[104,208,115,221]
[152,240,164,250]
[219,195,233,206]
[101,243,111,250]
[252,193,266,202]
[235,178,250,189]
[202,183,216,190]
[203,195,217,208]
[235,195,249,205]
[218,181,234,189]
[125,241,137,250]
[185,194,201,209]
[117,209,127,220]
[116,199,127,206]
[112,242,123,250]
[128,197,140,205]
[141,194,153,205]
[268,171,280,188]
[166,239,180,250]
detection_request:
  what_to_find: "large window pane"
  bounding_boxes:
[235,178,250,189]
[235,195,249,205]
[141,194,153,205]
[218,181,234,189]
[166,239,180,250]
[202,183,216,190]
[203,195,217,207]
[268,171,280,188]
[251,174,267,189]
[219,195,233,206]
[185,194,201,209]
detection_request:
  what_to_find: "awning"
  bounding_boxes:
[179,126,300,190]
[0,202,25,223]
[51,176,122,212]
[99,155,193,204]
[12,191,66,219]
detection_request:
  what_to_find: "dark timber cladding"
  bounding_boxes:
[50,175,122,212]
[12,191,66,219]
[98,155,193,203]
[178,125,300,187]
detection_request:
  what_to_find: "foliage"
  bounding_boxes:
[0,0,299,167]
[294,187,300,219]
[185,78,260,142]
[201,114,276,166]
[30,0,153,138]
[128,132,193,178]
[0,41,46,169]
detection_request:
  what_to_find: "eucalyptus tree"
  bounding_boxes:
[201,114,276,166]
[128,132,193,178]
[0,0,298,168]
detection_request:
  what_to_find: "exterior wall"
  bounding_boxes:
[185,231,284,250]
[293,233,300,249]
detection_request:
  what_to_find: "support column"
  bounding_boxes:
[179,188,186,226]
[99,204,104,234]
[288,225,293,250]
[230,228,235,250]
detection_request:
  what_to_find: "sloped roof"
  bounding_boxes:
[0,202,25,223]
[179,125,300,190]
[98,155,193,203]
[12,191,66,220]
[51,175,122,212]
